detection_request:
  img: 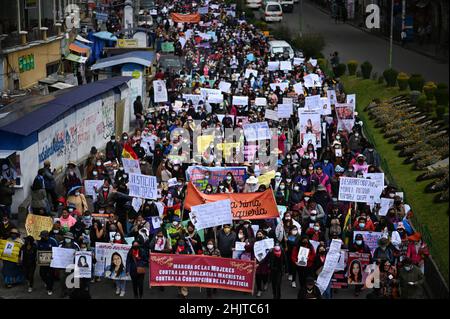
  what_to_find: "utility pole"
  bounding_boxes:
[299,0,303,37]
[388,0,394,69]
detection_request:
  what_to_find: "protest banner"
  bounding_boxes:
[269,82,289,91]
[279,61,292,71]
[297,247,310,266]
[254,97,267,106]
[84,180,104,197]
[170,12,201,23]
[243,122,271,142]
[94,242,132,279]
[277,104,293,118]
[190,199,233,231]
[50,247,75,269]
[186,166,247,189]
[254,238,274,262]
[353,231,383,255]
[122,158,141,175]
[378,198,394,216]
[331,250,349,289]
[298,109,322,149]
[149,253,256,293]
[75,251,93,279]
[218,81,231,93]
[25,214,53,241]
[338,177,379,203]
[232,96,249,106]
[265,109,279,121]
[185,182,279,220]
[129,174,157,200]
[305,95,321,111]
[347,252,371,285]
[196,135,215,153]
[183,94,203,105]
[257,170,276,187]
[316,239,342,294]
[268,61,279,71]
[37,250,52,266]
[293,82,303,95]
[0,239,22,263]
[153,80,168,103]
[336,103,355,132]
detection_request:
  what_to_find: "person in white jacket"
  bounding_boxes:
[275,212,302,244]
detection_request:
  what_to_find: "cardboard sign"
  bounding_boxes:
[25,214,53,241]
[37,250,52,266]
[153,80,168,103]
[265,109,279,121]
[254,97,267,106]
[232,96,249,106]
[0,240,21,263]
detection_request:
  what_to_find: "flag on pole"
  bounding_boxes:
[122,143,138,160]
[343,206,352,246]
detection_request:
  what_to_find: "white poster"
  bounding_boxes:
[254,238,274,262]
[364,172,385,202]
[338,177,380,203]
[122,158,141,175]
[316,239,342,294]
[346,94,356,109]
[327,89,338,106]
[183,94,203,105]
[303,74,322,88]
[218,81,231,93]
[254,97,267,106]
[297,247,310,266]
[131,197,143,213]
[244,69,258,78]
[75,251,92,278]
[50,247,75,269]
[293,82,304,95]
[232,96,249,106]
[153,80,168,103]
[278,104,293,118]
[129,174,157,200]
[265,109,279,121]
[309,58,318,67]
[189,199,233,231]
[320,97,332,115]
[279,61,292,71]
[305,95,321,110]
[84,180,104,197]
[298,109,322,149]
[269,82,289,91]
[235,242,246,251]
[151,216,162,229]
[268,61,280,71]
[378,198,394,216]
[293,57,305,66]
[243,122,272,142]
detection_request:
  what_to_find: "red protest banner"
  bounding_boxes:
[149,253,256,293]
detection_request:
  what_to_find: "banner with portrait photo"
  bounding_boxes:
[336,103,355,132]
[122,158,141,175]
[0,240,22,263]
[298,109,322,149]
[75,251,93,278]
[346,252,371,285]
[186,166,247,189]
[94,243,131,280]
[153,80,168,103]
[352,231,383,256]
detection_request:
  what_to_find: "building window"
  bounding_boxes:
[46,61,60,76]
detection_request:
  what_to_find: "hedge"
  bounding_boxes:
[383,68,399,87]
[397,72,409,91]
[409,74,425,91]
[360,61,373,79]
[347,60,358,76]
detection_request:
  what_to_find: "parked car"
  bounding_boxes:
[263,2,283,22]
[246,0,263,9]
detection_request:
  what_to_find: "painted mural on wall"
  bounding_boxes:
[38,92,116,169]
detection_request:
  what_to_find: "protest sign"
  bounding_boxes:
[153,80,168,103]
[245,69,258,78]
[298,109,322,149]
[185,182,279,220]
[305,95,321,110]
[243,122,271,142]
[186,166,247,189]
[198,6,209,14]
[84,180,104,197]
[254,97,267,106]
[189,199,233,230]
[364,172,385,202]
[319,97,331,116]
[346,94,356,108]
[149,253,256,293]
[309,240,320,253]
[331,250,349,289]
[0,240,21,263]
[336,103,355,132]
[269,82,289,91]
[75,251,92,278]
[277,205,287,219]
[254,238,274,262]
[309,58,318,67]
[122,158,141,175]
[327,89,337,105]
[303,74,322,87]
[235,242,246,251]
[37,250,52,266]
[218,81,231,93]
[280,61,292,71]
[378,198,394,216]
[265,109,279,121]
[353,231,383,256]
[94,243,132,279]
[316,239,342,294]
[131,197,143,213]
[293,82,304,95]
[278,104,293,118]
[338,177,379,203]
[151,216,162,229]
[200,88,222,101]
[283,98,294,105]
[297,247,310,266]
[25,214,53,241]
[168,178,178,188]
[161,42,175,53]
[347,252,371,285]
[183,94,203,105]
[293,57,305,65]
[268,61,279,71]
[257,170,276,187]
[129,174,157,200]
[236,116,249,126]
[50,247,75,269]
[232,96,249,106]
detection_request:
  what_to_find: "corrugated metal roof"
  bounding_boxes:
[0,76,132,137]
[90,50,155,70]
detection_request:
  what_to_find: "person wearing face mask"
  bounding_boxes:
[105,135,123,163]
[173,237,193,298]
[66,187,88,215]
[271,172,283,192]
[268,244,287,299]
[286,225,301,288]
[373,237,396,265]
[275,212,302,246]
[362,143,381,168]
[352,154,369,174]
[313,244,328,281]
[63,163,82,195]
[130,214,151,239]
[275,181,289,206]
[298,276,322,299]
[203,239,221,298]
[126,241,148,299]
[243,176,259,193]
[59,208,77,232]
[305,222,325,242]
[405,232,429,273]
[223,172,238,193]
[94,182,113,212]
[398,257,424,299]
[301,199,325,227]
[166,217,186,248]
[348,131,363,154]
[289,182,305,210]
[254,230,270,297]
[291,235,316,290]
[294,168,312,193]
[216,225,236,258]
[185,222,203,254]
[149,230,172,253]
[2,228,24,288]
[37,230,58,295]
[204,184,214,194]
[58,232,80,298]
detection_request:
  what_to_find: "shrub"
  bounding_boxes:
[347,60,358,76]
[244,8,255,20]
[292,34,326,59]
[334,63,346,77]
[253,20,269,31]
[378,75,384,84]
[410,90,422,104]
[356,70,362,77]
[436,105,446,119]
[416,94,427,111]
[409,74,425,91]
[397,72,410,91]
[424,99,437,113]
[423,81,437,100]
[271,25,291,42]
[360,61,373,79]
[383,68,399,87]
[435,83,449,106]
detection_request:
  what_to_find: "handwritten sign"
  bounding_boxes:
[129,174,157,200]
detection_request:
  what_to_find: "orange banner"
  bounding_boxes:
[170,13,201,23]
[184,182,279,220]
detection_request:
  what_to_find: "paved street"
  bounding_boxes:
[262,1,448,84]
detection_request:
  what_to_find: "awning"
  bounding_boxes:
[50,82,75,90]
[0,150,16,159]
[416,0,430,8]
[65,53,88,64]
[76,35,93,44]
[93,31,118,41]
[90,51,155,70]
[69,40,91,54]
[170,13,201,24]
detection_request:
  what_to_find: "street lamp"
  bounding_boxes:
[388,0,394,69]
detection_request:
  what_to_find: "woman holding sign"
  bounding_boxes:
[2,228,24,288]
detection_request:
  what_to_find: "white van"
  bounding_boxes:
[268,40,295,59]
[263,2,283,22]
[246,0,263,9]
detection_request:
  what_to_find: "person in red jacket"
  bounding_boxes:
[406,232,429,273]
[291,235,316,290]
[352,216,375,232]
[305,222,325,242]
